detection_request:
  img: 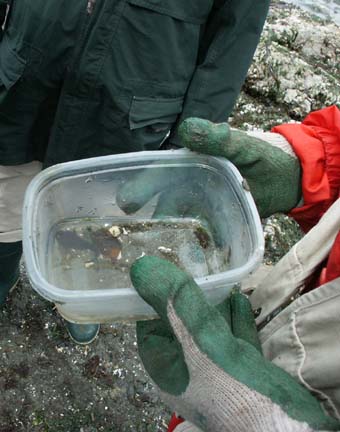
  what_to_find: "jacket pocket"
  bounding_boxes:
[126,0,213,24]
[129,96,183,149]
[259,279,340,419]
[129,96,183,129]
[0,34,26,91]
[112,0,213,94]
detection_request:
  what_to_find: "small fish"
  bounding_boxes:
[56,230,93,251]
[88,228,122,263]
[194,226,211,249]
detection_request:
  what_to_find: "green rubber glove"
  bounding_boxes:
[117,118,301,219]
[179,118,302,218]
[116,168,190,216]
[131,256,340,432]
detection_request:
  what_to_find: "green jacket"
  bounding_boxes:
[0,0,269,166]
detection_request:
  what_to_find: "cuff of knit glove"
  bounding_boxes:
[245,130,304,208]
[170,410,316,432]
[245,130,298,159]
[272,106,340,233]
[173,422,202,432]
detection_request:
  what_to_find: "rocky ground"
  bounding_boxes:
[1,2,339,431]
[232,1,340,129]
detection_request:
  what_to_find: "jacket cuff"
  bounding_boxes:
[272,105,340,232]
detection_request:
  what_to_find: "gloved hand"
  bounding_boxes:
[131,256,340,432]
[179,118,302,218]
[117,118,302,219]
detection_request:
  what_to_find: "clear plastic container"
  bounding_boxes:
[23,150,264,323]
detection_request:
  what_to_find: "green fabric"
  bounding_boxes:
[229,291,262,353]
[0,241,22,304]
[137,318,190,395]
[132,256,340,430]
[179,118,302,217]
[0,0,269,166]
[116,168,191,214]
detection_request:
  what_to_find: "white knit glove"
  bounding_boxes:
[164,300,319,432]
[174,417,316,432]
[130,256,340,432]
[174,422,201,432]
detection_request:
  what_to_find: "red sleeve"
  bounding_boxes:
[168,413,185,432]
[272,106,340,232]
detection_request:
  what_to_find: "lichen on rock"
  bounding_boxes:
[232,1,340,129]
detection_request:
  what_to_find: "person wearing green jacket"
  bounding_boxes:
[0,0,270,343]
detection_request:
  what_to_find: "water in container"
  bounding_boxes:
[46,217,231,291]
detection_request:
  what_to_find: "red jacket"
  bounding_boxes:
[273,106,340,285]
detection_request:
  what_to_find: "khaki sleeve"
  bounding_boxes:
[259,277,340,420]
[0,161,42,242]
